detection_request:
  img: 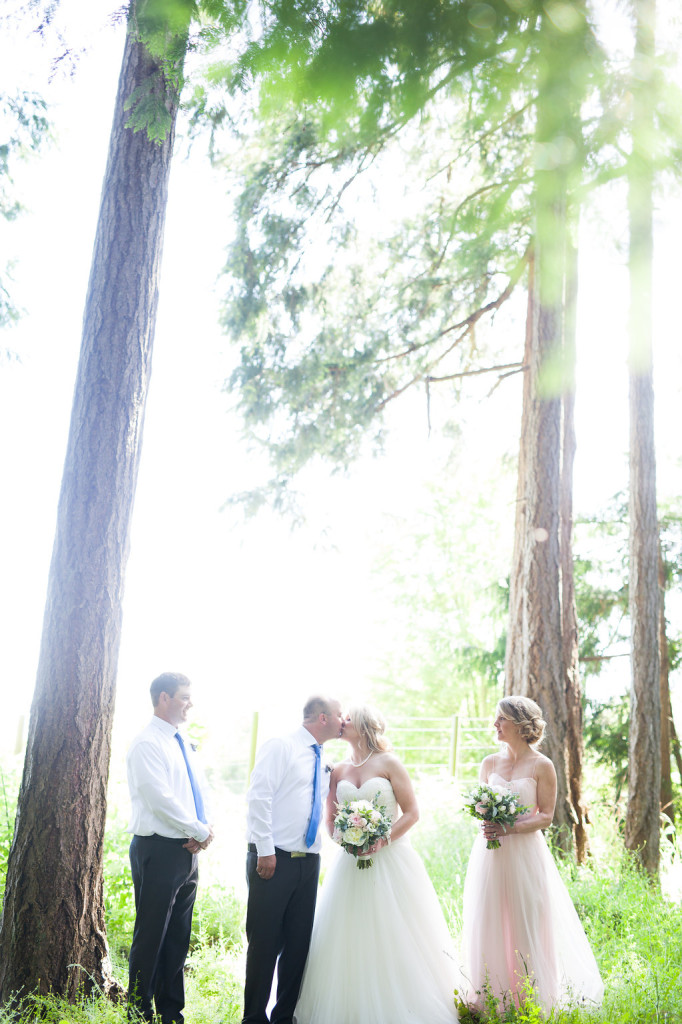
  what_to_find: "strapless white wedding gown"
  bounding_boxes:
[294,776,459,1024]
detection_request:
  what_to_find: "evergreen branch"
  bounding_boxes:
[426,361,524,385]
[486,363,527,397]
[446,178,529,233]
[402,179,526,308]
[426,100,534,178]
[375,260,526,414]
[375,237,529,414]
[374,249,528,372]
[322,150,381,224]
[433,247,528,345]
[424,178,528,284]
[579,653,629,662]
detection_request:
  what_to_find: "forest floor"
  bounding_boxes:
[1,765,680,1023]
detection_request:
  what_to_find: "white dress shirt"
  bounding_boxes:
[127,715,211,842]
[246,725,331,856]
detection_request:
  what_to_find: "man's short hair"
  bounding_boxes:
[303,696,335,721]
[150,672,191,706]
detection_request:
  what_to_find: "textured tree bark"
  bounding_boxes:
[669,696,682,785]
[505,259,534,701]
[561,237,588,863]
[505,8,583,852]
[505,253,573,849]
[624,0,660,877]
[0,9,184,999]
[659,543,673,828]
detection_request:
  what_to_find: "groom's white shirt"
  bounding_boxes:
[246,725,331,856]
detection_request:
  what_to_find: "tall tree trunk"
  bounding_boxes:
[506,257,534,696]
[505,8,588,852]
[0,5,187,999]
[659,542,673,827]
[624,0,660,876]
[561,235,588,863]
[505,245,573,849]
[669,696,682,784]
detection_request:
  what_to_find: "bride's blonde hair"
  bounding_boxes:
[348,706,391,753]
[497,695,546,748]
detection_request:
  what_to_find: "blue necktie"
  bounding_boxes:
[305,743,322,848]
[175,732,207,824]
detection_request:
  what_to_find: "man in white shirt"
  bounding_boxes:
[242,695,344,1024]
[126,672,214,1024]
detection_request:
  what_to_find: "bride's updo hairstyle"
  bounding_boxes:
[348,706,391,754]
[497,696,546,748]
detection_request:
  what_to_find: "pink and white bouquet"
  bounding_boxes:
[333,793,392,869]
[463,782,529,849]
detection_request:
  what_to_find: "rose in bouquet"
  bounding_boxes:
[463,782,529,849]
[333,793,392,869]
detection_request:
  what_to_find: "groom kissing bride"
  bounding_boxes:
[242,697,459,1024]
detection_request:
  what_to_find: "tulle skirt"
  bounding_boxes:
[462,831,604,1013]
[294,837,459,1024]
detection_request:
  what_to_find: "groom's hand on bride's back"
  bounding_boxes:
[256,854,277,880]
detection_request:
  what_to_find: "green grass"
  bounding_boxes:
[412,774,682,1023]
[2,761,682,1022]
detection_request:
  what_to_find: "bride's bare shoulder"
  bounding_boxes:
[364,751,400,778]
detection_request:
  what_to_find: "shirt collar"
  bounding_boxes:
[297,724,319,748]
[150,715,180,738]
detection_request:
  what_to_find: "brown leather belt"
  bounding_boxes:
[247,843,316,858]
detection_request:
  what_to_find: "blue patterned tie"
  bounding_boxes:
[305,743,322,848]
[175,732,207,824]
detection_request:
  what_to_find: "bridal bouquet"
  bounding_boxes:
[333,794,392,870]
[463,782,529,850]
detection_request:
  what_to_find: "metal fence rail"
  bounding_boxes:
[240,713,493,787]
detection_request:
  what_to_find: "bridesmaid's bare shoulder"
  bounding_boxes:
[533,752,556,779]
[479,753,497,781]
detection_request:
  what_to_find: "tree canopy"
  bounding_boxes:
[0,89,48,332]
[192,0,612,510]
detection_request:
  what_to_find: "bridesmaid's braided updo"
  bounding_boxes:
[348,706,392,754]
[497,696,546,748]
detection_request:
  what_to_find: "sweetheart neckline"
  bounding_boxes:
[337,776,391,790]
[489,772,537,785]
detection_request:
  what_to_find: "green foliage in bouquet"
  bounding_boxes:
[463,782,530,849]
[333,793,392,869]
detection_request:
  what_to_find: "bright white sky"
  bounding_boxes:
[1,0,681,762]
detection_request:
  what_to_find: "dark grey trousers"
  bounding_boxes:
[242,847,320,1024]
[128,834,198,1024]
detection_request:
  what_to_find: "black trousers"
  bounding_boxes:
[242,847,320,1024]
[128,835,199,1024]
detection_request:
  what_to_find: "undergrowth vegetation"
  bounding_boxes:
[1,761,681,1022]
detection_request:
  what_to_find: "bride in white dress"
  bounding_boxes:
[294,706,458,1024]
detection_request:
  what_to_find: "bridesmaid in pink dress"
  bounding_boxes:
[462,696,603,1015]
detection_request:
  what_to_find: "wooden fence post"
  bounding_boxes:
[14,716,24,756]
[248,710,259,782]
[448,714,459,778]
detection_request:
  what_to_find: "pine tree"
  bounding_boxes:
[0,0,247,997]
[212,0,601,849]
[624,0,660,876]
